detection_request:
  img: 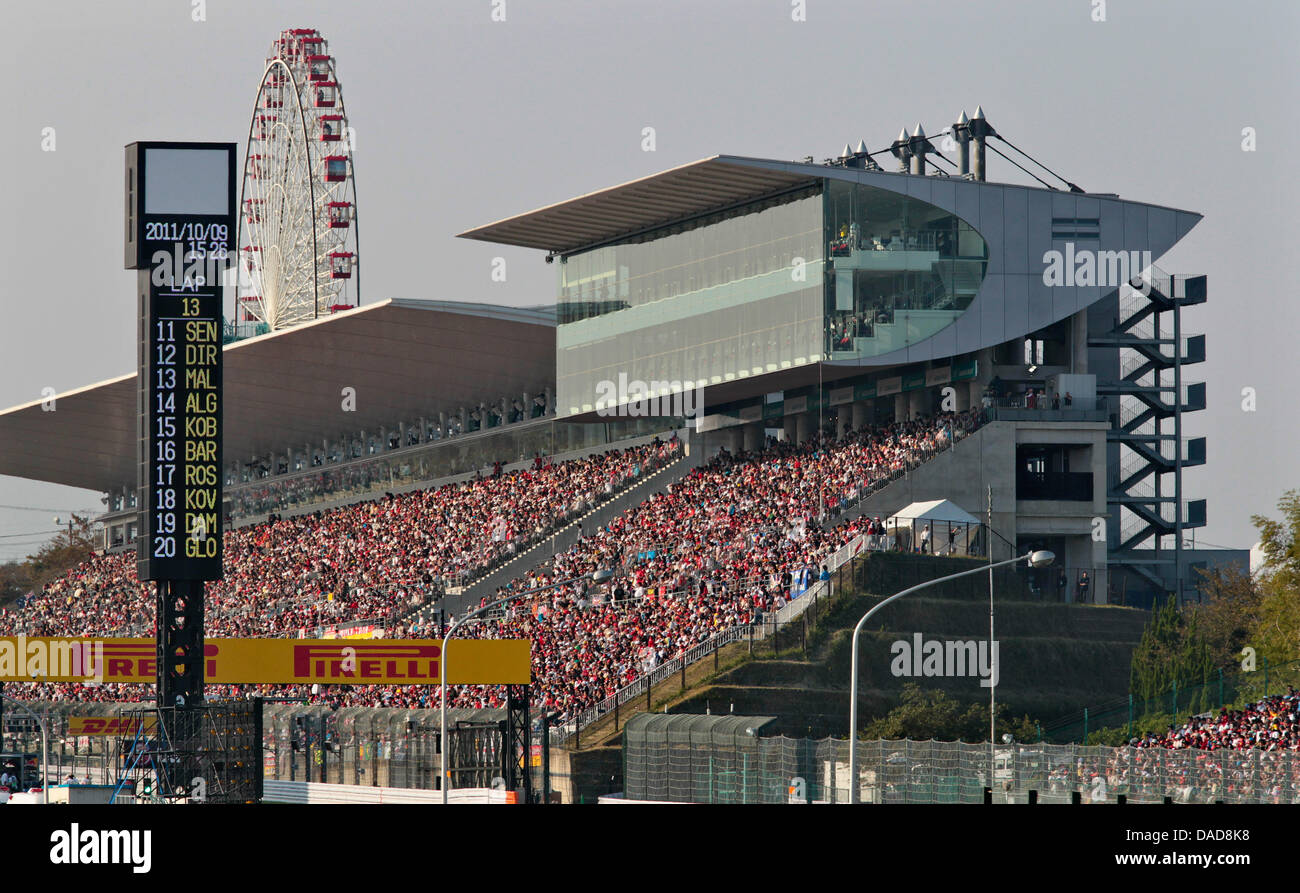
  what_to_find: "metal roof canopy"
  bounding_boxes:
[0,299,556,493]
[456,156,820,254]
[623,712,779,739]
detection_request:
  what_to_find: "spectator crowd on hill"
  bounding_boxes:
[1132,690,1300,753]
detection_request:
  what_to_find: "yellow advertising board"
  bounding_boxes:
[67,716,158,736]
[0,637,529,685]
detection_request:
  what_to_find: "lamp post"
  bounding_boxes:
[0,694,49,805]
[440,568,612,804]
[846,550,1054,803]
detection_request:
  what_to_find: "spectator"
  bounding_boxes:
[2,411,985,718]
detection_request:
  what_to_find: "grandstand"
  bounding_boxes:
[0,113,1254,794]
[1,411,974,716]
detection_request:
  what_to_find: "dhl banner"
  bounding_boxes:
[68,716,158,736]
[0,637,530,685]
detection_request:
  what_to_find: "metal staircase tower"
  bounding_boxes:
[1090,272,1207,597]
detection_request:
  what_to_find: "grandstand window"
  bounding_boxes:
[822,179,987,360]
[556,187,823,416]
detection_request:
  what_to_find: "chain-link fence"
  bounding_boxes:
[1,700,124,785]
[624,733,1300,804]
[0,700,522,794]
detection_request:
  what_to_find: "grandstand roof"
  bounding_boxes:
[0,299,556,493]
[457,154,1200,261]
[456,156,820,254]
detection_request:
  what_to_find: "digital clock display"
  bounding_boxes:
[127,142,234,581]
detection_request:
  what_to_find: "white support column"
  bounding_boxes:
[851,400,870,430]
[795,412,814,444]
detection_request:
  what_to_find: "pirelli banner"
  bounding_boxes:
[0,637,530,686]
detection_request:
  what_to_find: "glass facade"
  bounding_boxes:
[556,188,824,415]
[823,179,986,359]
[554,178,988,415]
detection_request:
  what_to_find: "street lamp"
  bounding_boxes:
[440,567,613,804]
[846,550,1054,803]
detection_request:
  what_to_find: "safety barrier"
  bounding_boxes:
[262,780,515,803]
[624,736,1300,805]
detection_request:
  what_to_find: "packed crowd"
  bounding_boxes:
[393,408,984,717]
[1131,690,1300,753]
[3,437,680,699]
[1037,697,1300,803]
[3,410,983,718]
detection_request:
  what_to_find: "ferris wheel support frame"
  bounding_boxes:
[235,37,360,331]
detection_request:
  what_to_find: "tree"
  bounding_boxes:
[1129,598,1214,710]
[1249,491,1300,689]
[22,514,98,591]
[0,561,33,607]
[1193,565,1263,667]
[1252,490,1300,592]
[863,683,1038,743]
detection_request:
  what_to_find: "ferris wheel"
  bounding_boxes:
[236,28,359,332]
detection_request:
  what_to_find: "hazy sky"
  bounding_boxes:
[1,0,1296,561]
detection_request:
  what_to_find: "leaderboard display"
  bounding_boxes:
[126,142,235,581]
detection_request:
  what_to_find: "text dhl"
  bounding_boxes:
[69,717,157,736]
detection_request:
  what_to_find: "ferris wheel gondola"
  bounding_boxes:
[236,28,360,332]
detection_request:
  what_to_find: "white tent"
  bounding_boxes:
[885,500,982,555]
[885,499,981,528]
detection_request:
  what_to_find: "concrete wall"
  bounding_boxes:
[1013,419,1110,599]
[842,419,1111,594]
[847,423,1018,562]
